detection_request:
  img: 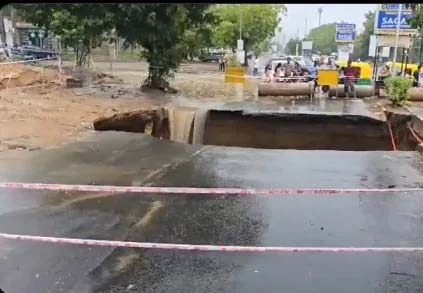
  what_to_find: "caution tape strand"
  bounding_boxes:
[0,182,423,195]
[1,232,423,252]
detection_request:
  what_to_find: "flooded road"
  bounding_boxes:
[1,132,423,292]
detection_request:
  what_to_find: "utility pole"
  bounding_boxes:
[305,17,308,39]
[318,7,323,27]
[392,4,402,75]
[239,7,243,40]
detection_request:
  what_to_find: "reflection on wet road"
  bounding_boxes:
[1,133,423,292]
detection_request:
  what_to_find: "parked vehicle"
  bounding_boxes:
[199,52,220,63]
[11,50,35,61]
[16,45,58,60]
[268,55,313,73]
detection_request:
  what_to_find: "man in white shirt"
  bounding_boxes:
[254,56,259,76]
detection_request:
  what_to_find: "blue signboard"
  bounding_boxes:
[335,23,356,42]
[376,10,413,30]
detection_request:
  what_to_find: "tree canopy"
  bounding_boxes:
[12,4,283,90]
[211,4,286,56]
[284,38,302,55]
[108,4,210,90]
[408,4,423,30]
[14,4,113,66]
[306,23,337,55]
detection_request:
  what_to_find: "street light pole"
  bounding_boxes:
[392,4,402,75]
[239,7,243,40]
[318,7,323,27]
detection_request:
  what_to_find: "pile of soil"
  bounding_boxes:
[0,64,67,89]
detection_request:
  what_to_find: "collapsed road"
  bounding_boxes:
[1,130,423,292]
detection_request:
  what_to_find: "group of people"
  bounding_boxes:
[263,57,310,83]
[263,57,359,96]
[378,63,423,87]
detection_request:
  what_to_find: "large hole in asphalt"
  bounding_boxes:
[93,109,418,151]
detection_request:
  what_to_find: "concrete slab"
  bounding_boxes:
[0,132,423,292]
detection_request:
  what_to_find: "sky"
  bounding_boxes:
[277,4,377,45]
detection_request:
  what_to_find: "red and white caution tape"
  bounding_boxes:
[1,182,423,195]
[1,232,423,253]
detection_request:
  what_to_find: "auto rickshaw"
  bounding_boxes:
[385,62,419,75]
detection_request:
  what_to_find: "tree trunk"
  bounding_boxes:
[244,43,248,66]
[75,42,90,67]
[141,67,177,93]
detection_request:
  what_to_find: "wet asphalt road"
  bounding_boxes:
[1,132,423,292]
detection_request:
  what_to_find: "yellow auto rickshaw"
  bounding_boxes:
[385,62,419,75]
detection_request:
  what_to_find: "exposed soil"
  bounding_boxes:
[0,86,157,151]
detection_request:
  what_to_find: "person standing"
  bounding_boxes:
[3,44,10,58]
[284,57,294,77]
[264,65,273,83]
[254,55,259,76]
[223,53,227,72]
[218,53,224,72]
[413,64,422,87]
[343,60,357,98]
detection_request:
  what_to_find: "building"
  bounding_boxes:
[1,15,55,49]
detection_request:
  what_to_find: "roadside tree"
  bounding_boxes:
[14,4,113,66]
[211,4,286,62]
[306,23,337,55]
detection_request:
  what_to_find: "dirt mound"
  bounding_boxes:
[0,64,67,89]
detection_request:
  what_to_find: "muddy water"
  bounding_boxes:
[167,106,196,144]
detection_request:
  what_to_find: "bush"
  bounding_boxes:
[384,76,413,106]
[226,54,241,67]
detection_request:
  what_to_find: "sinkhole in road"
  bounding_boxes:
[93,109,418,151]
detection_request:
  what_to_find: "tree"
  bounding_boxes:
[306,23,337,55]
[182,14,215,60]
[109,4,210,91]
[14,4,113,66]
[352,11,375,61]
[210,4,286,62]
[284,38,301,55]
[408,4,423,29]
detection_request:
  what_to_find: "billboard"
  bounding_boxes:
[375,10,417,35]
[335,23,356,43]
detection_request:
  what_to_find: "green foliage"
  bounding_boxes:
[285,38,301,55]
[353,11,375,61]
[408,4,423,29]
[306,23,337,55]
[182,21,215,60]
[109,4,209,89]
[13,4,113,66]
[226,54,241,67]
[384,76,414,106]
[211,4,286,55]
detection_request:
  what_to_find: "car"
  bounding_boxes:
[199,52,221,63]
[19,45,58,60]
[268,56,313,73]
